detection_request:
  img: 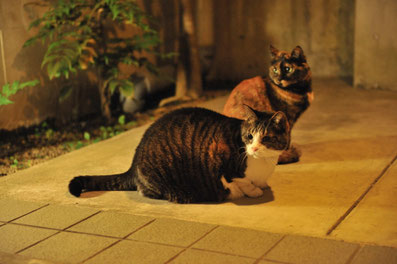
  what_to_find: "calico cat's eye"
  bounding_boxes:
[284,66,293,73]
[273,67,278,73]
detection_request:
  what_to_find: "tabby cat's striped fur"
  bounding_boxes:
[69,107,290,203]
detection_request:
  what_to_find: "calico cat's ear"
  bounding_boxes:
[270,45,279,58]
[291,46,306,62]
[243,104,258,121]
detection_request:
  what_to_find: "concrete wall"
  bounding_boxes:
[0,0,100,130]
[1,0,396,130]
[207,0,355,81]
[354,0,397,91]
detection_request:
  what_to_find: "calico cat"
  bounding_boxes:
[69,107,290,203]
[223,45,313,164]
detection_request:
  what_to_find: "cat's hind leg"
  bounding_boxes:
[138,184,195,203]
[138,187,164,200]
[167,189,196,204]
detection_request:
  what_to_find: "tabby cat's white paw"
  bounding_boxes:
[232,177,264,198]
[221,176,244,200]
[245,186,264,198]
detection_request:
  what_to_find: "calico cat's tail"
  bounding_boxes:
[68,167,136,197]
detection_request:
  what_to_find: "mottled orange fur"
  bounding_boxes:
[223,45,312,164]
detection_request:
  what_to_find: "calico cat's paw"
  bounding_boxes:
[69,176,84,197]
[277,144,301,164]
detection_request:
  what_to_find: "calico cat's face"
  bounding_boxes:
[241,107,290,159]
[268,45,311,89]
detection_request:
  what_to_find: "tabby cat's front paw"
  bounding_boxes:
[221,176,244,200]
[232,178,264,198]
[277,144,301,164]
[246,186,264,198]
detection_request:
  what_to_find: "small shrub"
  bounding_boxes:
[0,80,39,106]
[24,0,164,121]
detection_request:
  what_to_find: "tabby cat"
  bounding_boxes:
[69,107,290,203]
[223,45,313,164]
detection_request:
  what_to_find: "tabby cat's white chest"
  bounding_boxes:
[245,154,279,188]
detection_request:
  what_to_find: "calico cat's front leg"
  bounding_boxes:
[277,144,301,164]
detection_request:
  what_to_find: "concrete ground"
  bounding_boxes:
[1,78,397,263]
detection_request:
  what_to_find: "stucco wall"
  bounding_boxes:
[354,0,397,91]
[1,0,395,130]
[207,0,355,81]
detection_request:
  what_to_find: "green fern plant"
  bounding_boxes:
[24,0,162,121]
[0,80,40,106]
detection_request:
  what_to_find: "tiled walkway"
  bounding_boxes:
[1,199,397,264]
[1,79,397,263]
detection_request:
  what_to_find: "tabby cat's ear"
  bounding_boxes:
[270,45,279,58]
[243,104,258,121]
[291,46,306,62]
[271,111,289,131]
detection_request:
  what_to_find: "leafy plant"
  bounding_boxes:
[9,157,31,169]
[10,158,19,169]
[64,140,85,151]
[45,128,55,139]
[0,80,40,106]
[24,0,163,121]
[83,131,91,141]
[118,114,126,125]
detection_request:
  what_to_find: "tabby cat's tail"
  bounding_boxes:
[68,167,136,197]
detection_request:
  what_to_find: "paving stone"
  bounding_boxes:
[257,260,285,264]
[67,211,154,238]
[331,162,397,247]
[128,218,216,247]
[85,240,183,264]
[265,235,359,264]
[170,249,255,264]
[192,226,283,258]
[350,245,397,264]
[1,81,397,244]
[0,251,59,264]
[0,199,47,222]
[12,204,99,229]
[18,231,117,264]
[0,224,57,254]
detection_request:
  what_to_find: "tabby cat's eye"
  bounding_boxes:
[247,134,253,140]
[262,136,275,143]
[273,67,278,73]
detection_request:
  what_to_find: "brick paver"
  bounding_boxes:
[12,204,99,229]
[67,211,154,238]
[192,226,283,258]
[128,218,217,247]
[1,198,397,264]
